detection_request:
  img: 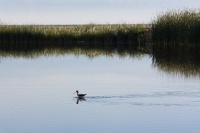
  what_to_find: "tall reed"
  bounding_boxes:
[152,9,200,67]
[152,9,200,45]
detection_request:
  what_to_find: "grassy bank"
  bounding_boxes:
[0,24,148,51]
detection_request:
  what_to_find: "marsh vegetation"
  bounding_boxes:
[152,9,200,44]
[152,9,200,76]
[152,10,200,60]
[0,24,148,51]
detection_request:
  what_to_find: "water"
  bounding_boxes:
[0,54,200,133]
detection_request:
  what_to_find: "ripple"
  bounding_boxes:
[73,91,200,106]
[84,91,200,99]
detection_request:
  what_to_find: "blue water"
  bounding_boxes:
[0,55,200,133]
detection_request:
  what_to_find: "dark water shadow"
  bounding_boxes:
[0,46,145,60]
[74,97,86,104]
[152,43,200,77]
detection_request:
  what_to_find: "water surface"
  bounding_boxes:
[0,54,200,133]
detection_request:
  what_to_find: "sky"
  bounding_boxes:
[0,0,199,25]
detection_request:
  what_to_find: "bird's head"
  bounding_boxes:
[73,90,79,94]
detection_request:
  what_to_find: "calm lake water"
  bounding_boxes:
[0,53,200,133]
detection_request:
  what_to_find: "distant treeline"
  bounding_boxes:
[0,24,149,51]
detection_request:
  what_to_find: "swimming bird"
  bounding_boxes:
[74,90,87,98]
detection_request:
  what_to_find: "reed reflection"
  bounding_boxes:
[0,43,199,78]
[152,43,200,77]
[0,45,143,59]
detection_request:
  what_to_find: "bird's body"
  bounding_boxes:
[74,90,87,97]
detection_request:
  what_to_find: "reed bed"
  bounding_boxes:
[0,24,147,51]
[152,9,200,45]
[152,9,200,66]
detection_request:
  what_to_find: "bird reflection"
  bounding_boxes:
[76,97,86,104]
